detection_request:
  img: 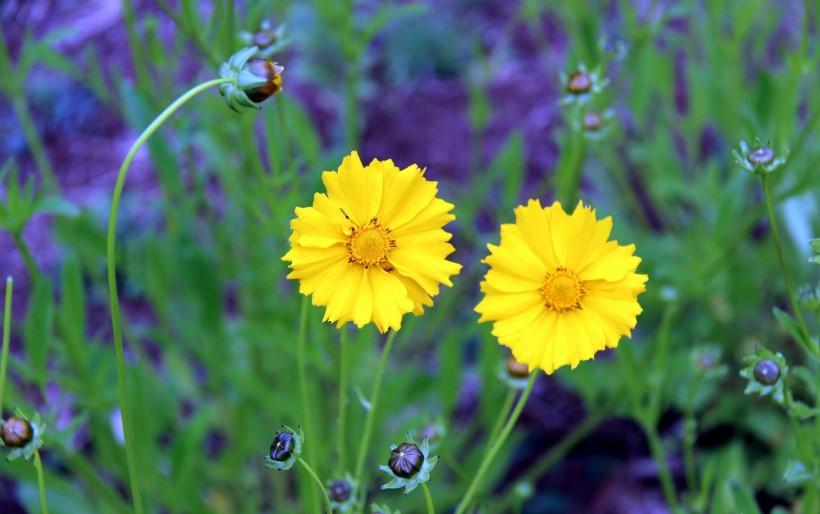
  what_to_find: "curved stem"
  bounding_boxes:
[337,328,349,473]
[353,330,398,502]
[298,458,333,514]
[422,482,435,514]
[106,77,232,514]
[0,276,12,414]
[761,175,811,344]
[34,448,50,514]
[454,371,538,514]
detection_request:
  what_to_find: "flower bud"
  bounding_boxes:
[263,424,303,471]
[269,431,295,462]
[566,71,592,94]
[329,479,352,503]
[1,416,33,448]
[753,359,780,385]
[747,146,775,166]
[506,356,530,378]
[388,442,424,478]
[219,47,285,112]
[583,111,603,132]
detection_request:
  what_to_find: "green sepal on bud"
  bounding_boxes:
[809,238,820,265]
[219,46,285,112]
[379,433,438,495]
[1,408,46,461]
[327,473,358,512]
[740,347,788,404]
[733,139,787,175]
[263,424,303,471]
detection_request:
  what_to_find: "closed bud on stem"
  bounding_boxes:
[583,111,603,132]
[219,47,285,112]
[0,409,45,461]
[1,416,32,448]
[379,433,439,494]
[567,71,592,94]
[733,139,787,175]
[263,424,303,471]
[506,356,530,379]
[388,443,424,478]
[753,359,780,385]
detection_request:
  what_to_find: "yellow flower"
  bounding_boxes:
[475,200,647,374]
[282,152,462,333]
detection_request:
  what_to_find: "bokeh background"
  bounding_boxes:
[1,0,819,512]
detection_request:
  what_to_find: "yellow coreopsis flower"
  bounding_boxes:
[282,152,462,333]
[475,200,647,374]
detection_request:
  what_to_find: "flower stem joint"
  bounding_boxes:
[219,46,285,112]
[0,408,46,461]
[264,424,303,471]
[733,139,787,175]
[379,433,438,494]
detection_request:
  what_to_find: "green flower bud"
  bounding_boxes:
[379,434,438,494]
[219,47,285,112]
[753,359,781,385]
[0,408,45,461]
[733,139,787,175]
[263,424,303,471]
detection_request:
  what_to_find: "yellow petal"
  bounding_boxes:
[369,268,414,332]
[513,199,560,269]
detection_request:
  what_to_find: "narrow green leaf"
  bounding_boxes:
[23,278,53,389]
[729,480,763,514]
[772,307,815,356]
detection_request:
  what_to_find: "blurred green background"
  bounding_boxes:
[0,0,819,512]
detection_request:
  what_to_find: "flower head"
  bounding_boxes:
[1,408,45,461]
[282,152,461,333]
[475,200,647,374]
[264,425,303,470]
[733,139,786,175]
[219,47,284,112]
[379,434,438,494]
[740,348,788,404]
[327,474,358,512]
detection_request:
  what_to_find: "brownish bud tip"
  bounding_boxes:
[1,416,33,448]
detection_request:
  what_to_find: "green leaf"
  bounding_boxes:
[34,196,80,218]
[23,278,53,389]
[729,480,763,514]
[772,307,815,356]
[783,459,815,483]
[809,238,820,252]
[790,401,819,420]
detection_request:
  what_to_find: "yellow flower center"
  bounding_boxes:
[542,267,585,312]
[346,219,396,268]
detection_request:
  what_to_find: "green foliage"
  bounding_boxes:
[1,0,820,513]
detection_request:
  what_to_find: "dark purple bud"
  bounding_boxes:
[269,431,295,461]
[328,479,352,502]
[388,442,424,478]
[747,147,775,166]
[1,416,33,448]
[753,359,780,385]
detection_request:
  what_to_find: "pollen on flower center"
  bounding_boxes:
[542,267,585,312]
[346,218,396,268]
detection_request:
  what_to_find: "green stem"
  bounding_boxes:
[296,296,321,514]
[106,77,232,514]
[298,458,333,514]
[0,276,12,414]
[337,328,349,473]
[483,389,516,458]
[643,423,682,514]
[12,232,40,282]
[353,330,399,497]
[422,482,435,514]
[682,375,704,500]
[34,448,50,514]
[454,372,538,514]
[761,175,811,344]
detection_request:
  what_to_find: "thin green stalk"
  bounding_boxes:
[0,276,12,413]
[107,77,232,514]
[296,296,321,514]
[34,448,50,514]
[34,448,51,514]
[644,424,683,514]
[298,458,333,514]
[682,376,704,501]
[337,328,350,473]
[354,330,399,493]
[12,232,40,282]
[454,372,538,514]
[422,482,435,514]
[483,389,516,458]
[761,175,811,343]
[553,130,588,206]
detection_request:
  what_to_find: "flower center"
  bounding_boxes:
[542,267,585,312]
[346,218,396,268]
